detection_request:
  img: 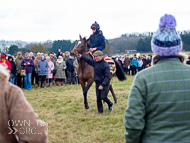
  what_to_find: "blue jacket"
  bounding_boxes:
[131,59,138,67]
[37,55,49,76]
[89,30,105,51]
[138,59,143,67]
[82,56,110,87]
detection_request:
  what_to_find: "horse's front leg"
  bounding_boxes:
[79,79,88,109]
[82,79,94,109]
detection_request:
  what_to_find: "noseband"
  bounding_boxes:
[73,43,86,55]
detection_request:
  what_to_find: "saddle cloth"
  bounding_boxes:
[104,57,116,74]
[89,53,116,74]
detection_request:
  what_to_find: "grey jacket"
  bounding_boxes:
[55,60,66,79]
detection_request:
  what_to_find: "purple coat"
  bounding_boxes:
[21,58,34,73]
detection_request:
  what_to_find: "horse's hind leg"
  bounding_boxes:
[109,84,117,103]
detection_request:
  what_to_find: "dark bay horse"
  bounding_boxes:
[71,35,126,109]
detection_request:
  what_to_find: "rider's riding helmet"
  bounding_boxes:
[91,21,100,31]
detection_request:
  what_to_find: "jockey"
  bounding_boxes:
[89,21,106,53]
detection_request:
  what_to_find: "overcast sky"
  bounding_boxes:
[0,0,190,42]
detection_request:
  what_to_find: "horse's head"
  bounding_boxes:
[70,35,89,55]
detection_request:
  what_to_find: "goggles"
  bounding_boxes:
[91,26,100,30]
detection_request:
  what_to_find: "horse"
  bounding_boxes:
[70,35,126,109]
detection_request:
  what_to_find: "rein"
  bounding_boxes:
[73,43,91,83]
[79,53,91,83]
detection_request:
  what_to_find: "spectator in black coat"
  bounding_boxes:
[57,47,62,58]
[30,52,35,85]
[147,55,152,67]
[66,56,75,84]
[8,56,16,84]
[142,55,148,69]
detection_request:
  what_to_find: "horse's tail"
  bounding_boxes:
[115,61,127,81]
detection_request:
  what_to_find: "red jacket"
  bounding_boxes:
[0,55,11,69]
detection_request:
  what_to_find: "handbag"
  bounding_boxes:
[51,69,57,74]
[21,66,26,76]
[51,63,61,74]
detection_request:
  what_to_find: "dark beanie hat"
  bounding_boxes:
[91,21,100,30]
[8,56,13,61]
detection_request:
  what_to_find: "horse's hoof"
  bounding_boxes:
[85,105,89,109]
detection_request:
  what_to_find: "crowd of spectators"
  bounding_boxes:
[112,54,152,76]
[0,48,77,89]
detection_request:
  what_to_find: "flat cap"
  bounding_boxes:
[93,50,103,57]
[17,52,22,55]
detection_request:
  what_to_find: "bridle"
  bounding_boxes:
[72,41,92,82]
[72,41,91,56]
[73,45,85,55]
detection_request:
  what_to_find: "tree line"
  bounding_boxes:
[7,34,190,55]
[8,40,76,55]
[8,39,112,55]
[110,34,190,53]
[135,34,190,52]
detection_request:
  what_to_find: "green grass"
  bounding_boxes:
[23,76,134,143]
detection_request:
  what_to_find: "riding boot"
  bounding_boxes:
[44,81,46,88]
[38,81,41,89]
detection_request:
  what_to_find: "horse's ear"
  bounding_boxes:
[82,37,86,42]
[86,38,91,48]
[79,34,82,40]
[86,38,90,43]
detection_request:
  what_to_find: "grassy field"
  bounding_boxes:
[23,76,134,143]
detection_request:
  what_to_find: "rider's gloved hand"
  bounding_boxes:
[89,48,97,52]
